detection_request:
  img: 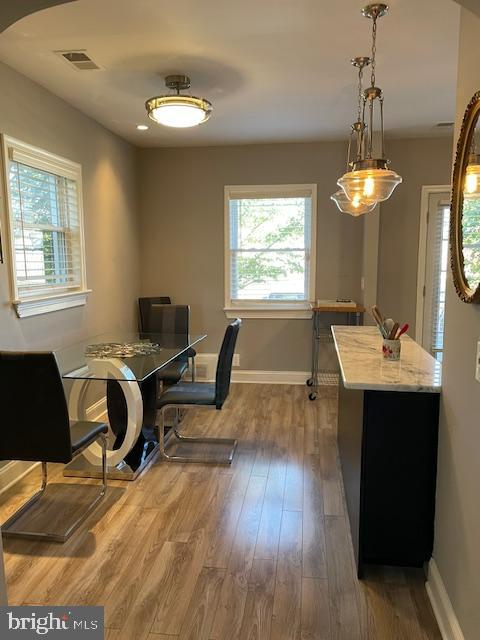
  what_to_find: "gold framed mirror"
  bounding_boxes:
[450,91,480,303]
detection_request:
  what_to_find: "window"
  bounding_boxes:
[224,184,316,318]
[2,136,89,317]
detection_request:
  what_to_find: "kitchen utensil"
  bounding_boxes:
[395,323,409,339]
[389,322,399,340]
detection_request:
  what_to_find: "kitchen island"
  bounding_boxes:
[332,326,441,578]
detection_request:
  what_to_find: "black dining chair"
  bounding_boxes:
[156,319,241,464]
[138,299,196,384]
[0,351,108,542]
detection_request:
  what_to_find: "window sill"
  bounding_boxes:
[224,306,312,319]
[14,290,91,318]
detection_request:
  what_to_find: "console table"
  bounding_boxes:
[332,326,441,577]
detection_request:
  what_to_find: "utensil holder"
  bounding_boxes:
[382,338,401,360]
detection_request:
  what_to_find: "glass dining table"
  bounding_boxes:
[55,331,206,480]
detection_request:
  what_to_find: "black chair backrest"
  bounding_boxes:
[139,297,172,330]
[0,352,73,463]
[139,301,191,335]
[215,319,241,409]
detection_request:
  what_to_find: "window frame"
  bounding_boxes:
[224,184,317,319]
[1,135,90,318]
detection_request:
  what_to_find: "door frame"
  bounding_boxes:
[415,185,451,345]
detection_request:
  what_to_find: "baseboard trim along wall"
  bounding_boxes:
[195,353,338,385]
[426,559,465,640]
[0,461,40,495]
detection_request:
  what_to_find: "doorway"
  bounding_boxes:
[416,186,451,362]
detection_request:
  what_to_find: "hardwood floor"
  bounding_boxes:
[0,383,441,640]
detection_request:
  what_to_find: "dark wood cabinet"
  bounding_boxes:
[337,381,440,578]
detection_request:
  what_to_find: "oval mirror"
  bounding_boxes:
[451,91,480,303]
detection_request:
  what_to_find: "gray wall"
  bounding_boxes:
[0,61,141,352]
[432,8,480,639]
[137,141,365,372]
[377,137,453,331]
[138,139,452,371]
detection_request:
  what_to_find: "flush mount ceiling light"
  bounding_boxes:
[145,75,212,128]
[337,4,402,206]
[331,56,377,216]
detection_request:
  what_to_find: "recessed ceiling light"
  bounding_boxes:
[136,124,149,131]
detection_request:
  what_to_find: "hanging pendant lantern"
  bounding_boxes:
[337,4,402,205]
[331,56,377,216]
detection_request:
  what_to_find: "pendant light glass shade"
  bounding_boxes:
[145,75,212,128]
[464,160,480,198]
[331,189,377,216]
[338,164,402,206]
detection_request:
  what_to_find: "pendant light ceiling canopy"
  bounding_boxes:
[337,3,402,211]
[146,75,212,128]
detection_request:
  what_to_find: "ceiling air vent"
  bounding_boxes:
[55,50,101,71]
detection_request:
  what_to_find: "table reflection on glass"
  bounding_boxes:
[55,332,206,480]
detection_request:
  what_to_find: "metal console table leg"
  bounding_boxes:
[306,310,321,400]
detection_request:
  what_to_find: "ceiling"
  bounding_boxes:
[0,0,460,147]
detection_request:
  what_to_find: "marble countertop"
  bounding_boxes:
[331,326,442,393]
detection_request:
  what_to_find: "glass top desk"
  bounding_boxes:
[56,332,206,480]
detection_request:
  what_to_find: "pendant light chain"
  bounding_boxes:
[357,65,364,122]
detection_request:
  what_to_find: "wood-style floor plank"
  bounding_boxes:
[0,383,440,640]
[177,566,225,640]
[238,558,276,640]
[303,454,327,579]
[325,515,363,640]
[301,577,331,640]
[210,473,267,640]
[270,510,303,640]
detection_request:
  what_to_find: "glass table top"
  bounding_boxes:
[55,332,206,382]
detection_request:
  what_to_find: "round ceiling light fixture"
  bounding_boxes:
[145,75,212,128]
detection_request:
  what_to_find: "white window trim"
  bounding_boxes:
[224,184,317,319]
[415,184,451,344]
[1,135,90,318]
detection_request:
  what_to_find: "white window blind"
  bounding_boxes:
[428,201,450,363]
[3,136,88,317]
[224,185,316,317]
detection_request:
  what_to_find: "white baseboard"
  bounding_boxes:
[0,461,40,496]
[231,369,334,385]
[195,353,339,385]
[426,559,465,640]
[86,396,107,421]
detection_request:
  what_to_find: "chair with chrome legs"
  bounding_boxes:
[138,299,196,384]
[0,351,108,542]
[156,318,241,464]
